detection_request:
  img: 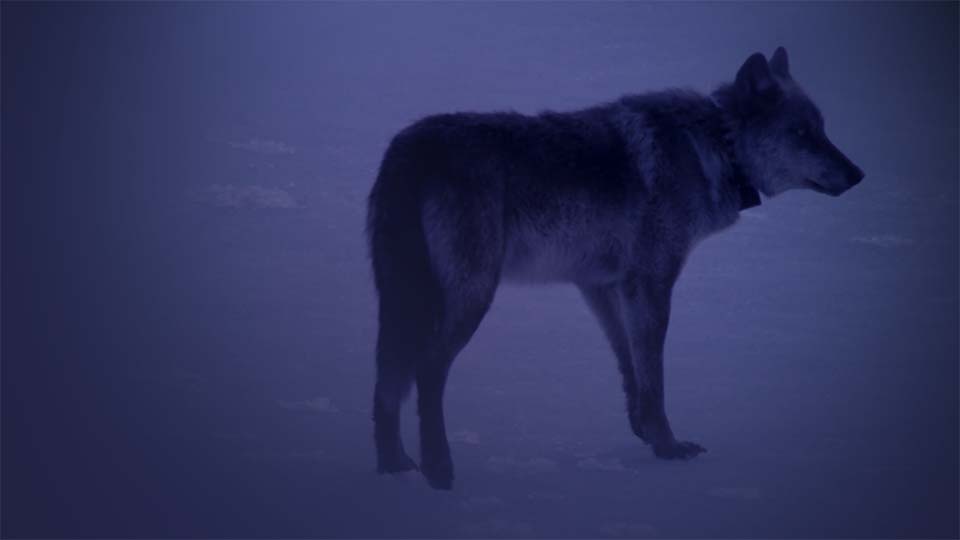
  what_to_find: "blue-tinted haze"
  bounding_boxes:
[2,2,957,537]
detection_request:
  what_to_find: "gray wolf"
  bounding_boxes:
[366,48,863,489]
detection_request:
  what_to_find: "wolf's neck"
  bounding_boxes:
[718,129,761,211]
[709,85,761,210]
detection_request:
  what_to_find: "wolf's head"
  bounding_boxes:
[715,47,864,197]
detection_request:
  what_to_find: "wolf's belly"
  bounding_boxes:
[501,235,627,284]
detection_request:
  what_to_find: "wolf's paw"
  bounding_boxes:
[629,415,650,443]
[421,459,454,490]
[653,440,706,460]
[377,452,419,474]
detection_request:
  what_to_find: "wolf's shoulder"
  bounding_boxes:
[616,88,712,109]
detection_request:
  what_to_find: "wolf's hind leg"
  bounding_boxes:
[579,284,647,439]
[418,273,499,490]
[373,307,427,474]
[373,371,417,473]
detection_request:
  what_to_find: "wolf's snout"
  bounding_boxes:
[847,165,864,187]
[827,165,863,196]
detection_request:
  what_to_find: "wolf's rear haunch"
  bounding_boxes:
[368,137,442,487]
[367,130,501,489]
[366,47,864,490]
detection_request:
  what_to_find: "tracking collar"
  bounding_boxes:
[730,159,761,210]
[712,100,762,211]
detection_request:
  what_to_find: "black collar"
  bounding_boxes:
[712,101,761,211]
[731,160,761,210]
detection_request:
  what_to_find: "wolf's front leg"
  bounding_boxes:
[619,275,706,460]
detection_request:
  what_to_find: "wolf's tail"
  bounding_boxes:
[366,136,442,409]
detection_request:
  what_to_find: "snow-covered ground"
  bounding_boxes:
[3,2,957,537]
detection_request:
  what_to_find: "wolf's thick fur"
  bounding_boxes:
[367,48,863,489]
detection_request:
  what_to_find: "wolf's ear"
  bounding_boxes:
[735,52,780,105]
[770,46,790,78]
